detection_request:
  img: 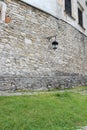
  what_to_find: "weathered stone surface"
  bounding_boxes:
[0,0,87,90]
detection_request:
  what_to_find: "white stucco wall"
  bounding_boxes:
[21,0,87,36]
[59,0,87,36]
[20,0,59,18]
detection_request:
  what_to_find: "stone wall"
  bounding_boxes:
[0,0,87,90]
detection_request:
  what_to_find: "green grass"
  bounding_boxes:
[0,91,87,130]
[15,86,87,92]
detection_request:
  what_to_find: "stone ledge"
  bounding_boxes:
[0,72,87,91]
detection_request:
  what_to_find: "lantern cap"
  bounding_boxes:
[52,41,58,45]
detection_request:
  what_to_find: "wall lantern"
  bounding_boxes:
[46,35,58,50]
[52,40,58,50]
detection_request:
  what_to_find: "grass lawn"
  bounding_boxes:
[0,90,87,130]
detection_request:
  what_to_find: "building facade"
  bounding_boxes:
[0,0,87,90]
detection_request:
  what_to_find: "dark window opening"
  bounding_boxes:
[85,1,87,6]
[78,8,83,27]
[65,0,72,16]
[0,11,1,19]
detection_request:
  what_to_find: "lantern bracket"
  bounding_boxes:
[45,35,57,41]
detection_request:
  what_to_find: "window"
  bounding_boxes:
[77,2,84,28]
[78,8,83,27]
[85,1,87,6]
[0,1,6,22]
[65,0,72,16]
[0,5,2,20]
[0,11,1,20]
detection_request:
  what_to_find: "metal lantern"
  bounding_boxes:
[52,41,58,50]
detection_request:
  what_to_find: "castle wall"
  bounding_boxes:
[0,0,87,90]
